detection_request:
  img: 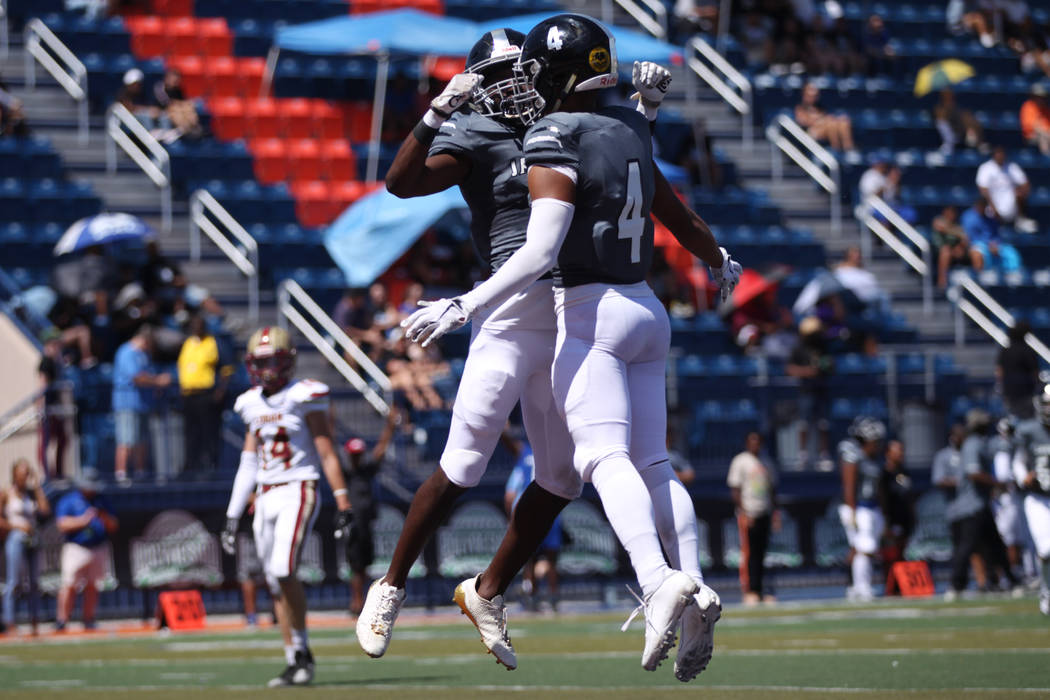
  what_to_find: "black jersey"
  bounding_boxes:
[522,106,655,288]
[1015,419,1050,495]
[839,438,883,506]
[429,110,529,275]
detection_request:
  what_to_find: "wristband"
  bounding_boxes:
[332,488,348,497]
[412,110,443,144]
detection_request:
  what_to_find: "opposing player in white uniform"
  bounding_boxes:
[1012,386,1050,615]
[403,14,739,676]
[222,326,355,686]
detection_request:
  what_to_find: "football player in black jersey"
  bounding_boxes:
[1013,386,1050,614]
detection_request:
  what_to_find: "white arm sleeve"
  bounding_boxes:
[1012,450,1029,489]
[460,197,575,313]
[225,451,259,520]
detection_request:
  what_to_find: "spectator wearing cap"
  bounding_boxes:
[177,313,232,477]
[116,69,154,117]
[342,407,398,615]
[977,146,1038,234]
[787,316,835,467]
[1020,83,1050,155]
[112,327,172,484]
[54,468,117,631]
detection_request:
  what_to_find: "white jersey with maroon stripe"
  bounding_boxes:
[234,378,330,486]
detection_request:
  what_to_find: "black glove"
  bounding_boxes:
[333,508,357,553]
[221,517,238,556]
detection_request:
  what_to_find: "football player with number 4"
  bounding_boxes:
[221,327,356,687]
[1012,386,1050,615]
[401,14,740,678]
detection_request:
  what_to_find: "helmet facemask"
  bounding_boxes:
[468,53,521,121]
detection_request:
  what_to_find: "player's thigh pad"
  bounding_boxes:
[627,357,670,470]
[853,506,883,554]
[1024,494,1050,559]
[440,329,528,488]
[994,494,1022,546]
[266,481,318,580]
[522,354,582,500]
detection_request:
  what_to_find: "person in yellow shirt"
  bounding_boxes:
[177,314,232,477]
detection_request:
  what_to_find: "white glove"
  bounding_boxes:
[631,60,672,120]
[430,73,483,118]
[711,247,742,303]
[220,518,238,556]
[401,297,476,347]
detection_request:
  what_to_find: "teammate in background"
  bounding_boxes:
[838,416,886,602]
[880,440,915,596]
[221,327,355,687]
[504,436,563,611]
[991,418,1036,582]
[402,14,739,678]
[1012,386,1050,615]
[344,406,399,616]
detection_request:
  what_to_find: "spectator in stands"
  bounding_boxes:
[177,314,231,477]
[397,282,424,322]
[933,89,986,155]
[334,288,377,348]
[116,69,154,117]
[860,14,898,77]
[961,196,1023,274]
[37,329,70,480]
[150,68,202,143]
[795,83,856,154]
[728,432,779,605]
[1020,83,1050,155]
[858,161,918,224]
[997,320,1041,419]
[740,10,775,67]
[933,205,983,289]
[368,282,399,335]
[112,326,172,485]
[835,246,892,314]
[54,468,117,631]
[672,0,719,40]
[730,281,795,358]
[787,316,834,468]
[953,0,998,48]
[384,331,448,411]
[343,407,397,616]
[880,439,915,595]
[1,458,50,635]
[977,146,1038,233]
[769,15,807,75]
[0,77,29,137]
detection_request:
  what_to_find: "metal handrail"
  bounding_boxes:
[949,275,1050,364]
[189,190,259,322]
[685,37,753,149]
[857,195,934,315]
[601,0,667,38]
[0,381,75,443]
[767,114,841,234]
[24,18,88,144]
[105,103,172,231]
[277,279,391,417]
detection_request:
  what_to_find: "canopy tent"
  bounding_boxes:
[269,9,683,181]
[324,186,468,288]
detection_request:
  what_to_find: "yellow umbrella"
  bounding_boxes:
[914,59,976,97]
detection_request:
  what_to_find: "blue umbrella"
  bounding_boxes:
[54,213,155,256]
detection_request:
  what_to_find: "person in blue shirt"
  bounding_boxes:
[960,196,1022,275]
[504,437,564,611]
[112,327,172,485]
[54,468,118,631]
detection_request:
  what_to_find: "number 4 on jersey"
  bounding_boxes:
[618,160,645,264]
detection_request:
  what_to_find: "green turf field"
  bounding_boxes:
[2,598,1048,699]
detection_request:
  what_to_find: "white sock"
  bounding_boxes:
[591,454,670,597]
[639,460,704,586]
[1023,547,1038,580]
[290,627,308,652]
[284,645,296,665]
[1041,558,1050,597]
[852,553,873,597]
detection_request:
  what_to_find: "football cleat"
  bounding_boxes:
[454,574,517,670]
[355,579,406,658]
[267,648,314,687]
[622,570,700,671]
[1040,594,1049,616]
[674,584,722,682]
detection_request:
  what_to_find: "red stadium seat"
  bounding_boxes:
[408,0,444,16]
[125,16,167,59]
[169,55,206,97]
[341,102,373,143]
[152,0,194,16]
[288,139,324,182]
[323,140,356,181]
[207,97,246,141]
[291,180,338,228]
[331,180,367,210]
[311,101,344,140]
[282,99,315,139]
[199,19,233,58]
[251,139,289,184]
[237,58,267,99]
[245,98,281,139]
[208,56,239,97]
[168,17,201,57]
[349,0,384,14]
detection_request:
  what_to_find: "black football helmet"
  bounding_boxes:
[508,13,618,126]
[466,28,525,121]
[848,416,886,445]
